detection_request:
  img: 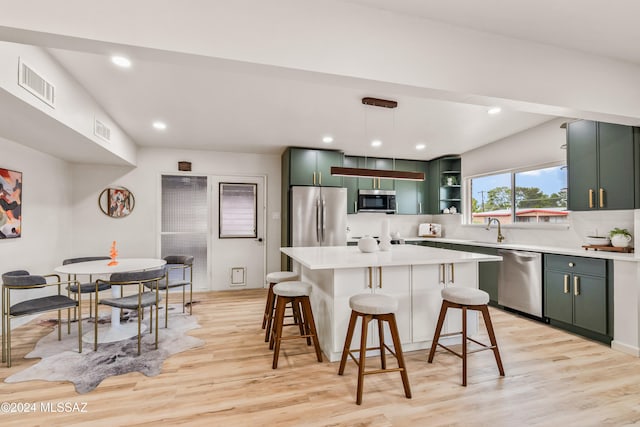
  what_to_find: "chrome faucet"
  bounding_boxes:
[486,217,505,243]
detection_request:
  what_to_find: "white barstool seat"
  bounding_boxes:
[441,287,489,306]
[273,281,311,297]
[266,271,299,284]
[349,293,398,314]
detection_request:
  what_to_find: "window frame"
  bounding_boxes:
[464,161,569,228]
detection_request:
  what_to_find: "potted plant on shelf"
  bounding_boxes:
[609,227,632,248]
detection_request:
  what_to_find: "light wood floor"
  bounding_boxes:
[2,289,640,426]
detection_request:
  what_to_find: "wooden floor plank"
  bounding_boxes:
[1,289,640,426]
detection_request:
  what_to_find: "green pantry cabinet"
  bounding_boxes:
[544,254,612,343]
[566,120,636,211]
[287,147,343,187]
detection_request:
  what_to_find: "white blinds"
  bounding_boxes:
[219,183,257,238]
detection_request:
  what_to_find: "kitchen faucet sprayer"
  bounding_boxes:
[486,217,505,243]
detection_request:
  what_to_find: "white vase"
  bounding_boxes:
[358,235,379,253]
[379,218,391,251]
[611,234,632,248]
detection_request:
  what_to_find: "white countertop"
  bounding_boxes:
[402,237,638,261]
[281,245,501,270]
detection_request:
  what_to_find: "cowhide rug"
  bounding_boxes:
[5,305,204,393]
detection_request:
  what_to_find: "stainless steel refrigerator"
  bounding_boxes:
[291,186,347,246]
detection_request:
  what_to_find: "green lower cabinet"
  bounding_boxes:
[543,254,611,342]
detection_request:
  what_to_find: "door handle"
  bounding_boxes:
[418,202,422,214]
[313,171,316,186]
[563,274,569,293]
[574,276,580,296]
[315,198,321,243]
[599,188,604,208]
[588,189,594,208]
[319,172,322,186]
[354,201,357,212]
[321,199,326,242]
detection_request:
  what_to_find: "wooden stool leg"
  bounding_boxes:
[291,300,307,343]
[356,314,371,405]
[462,306,467,387]
[481,305,505,376]
[387,313,412,399]
[338,311,359,375]
[428,301,449,363]
[263,283,275,342]
[377,317,386,369]
[301,297,322,362]
[272,296,288,369]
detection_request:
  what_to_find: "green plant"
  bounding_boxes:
[609,227,632,238]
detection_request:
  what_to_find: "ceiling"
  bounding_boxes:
[5,0,640,162]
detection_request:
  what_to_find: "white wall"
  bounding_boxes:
[70,147,281,289]
[0,136,73,325]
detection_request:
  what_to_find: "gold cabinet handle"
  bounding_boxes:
[418,202,422,213]
[574,276,580,296]
[313,172,316,186]
[599,188,604,208]
[588,189,594,208]
[368,267,373,289]
[354,201,357,212]
[439,264,445,284]
[319,171,322,185]
[378,266,382,289]
[449,264,455,284]
[563,274,570,293]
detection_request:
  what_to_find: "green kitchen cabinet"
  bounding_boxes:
[543,254,611,341]
[427,156,462,214]
[567,120,635,211]
[394,159,428,214]
[358,157,395,191]
[287,147,343,187]
[344,156,360,214]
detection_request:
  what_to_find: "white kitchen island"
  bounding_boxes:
[281,244,502,362]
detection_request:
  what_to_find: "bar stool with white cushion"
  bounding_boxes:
[263,271,299,342]
[270,281,322,369]
[338,293,411,405]
[428,286,505,386]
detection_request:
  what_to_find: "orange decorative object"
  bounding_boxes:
[108,240,119,266]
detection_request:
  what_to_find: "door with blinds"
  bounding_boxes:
[160,175,208,290]
[211,175,266,290]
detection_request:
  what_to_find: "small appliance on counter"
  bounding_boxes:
[418,223,442,238]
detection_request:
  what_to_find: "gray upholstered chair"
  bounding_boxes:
[145,255,194,328]
[63,256,111,321]
[94,266,166,355]
[2,270,81,367]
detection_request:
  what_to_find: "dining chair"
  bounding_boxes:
[94,266,166,355]
[62,256,111,321]
[2,270,81,367]
[145,255,193,328]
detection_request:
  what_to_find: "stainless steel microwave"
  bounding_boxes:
[357,189,396,213]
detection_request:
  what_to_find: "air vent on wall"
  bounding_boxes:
[94,118,111,142]
[18,57,55,108]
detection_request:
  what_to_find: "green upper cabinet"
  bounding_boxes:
[288,147,343,187]
[567,120,635,211]
[344,156,360,214]
[427,156,461,214]
[357,157,394,190]
[395,159,427,214]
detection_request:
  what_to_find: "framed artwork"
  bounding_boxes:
[0,168,22,239]
[98,186,135,218]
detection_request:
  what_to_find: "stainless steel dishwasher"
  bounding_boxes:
[497,249,542,318]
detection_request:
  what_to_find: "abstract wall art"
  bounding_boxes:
[0,168,22,239]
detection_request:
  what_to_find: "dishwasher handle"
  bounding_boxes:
[497,249,541,261]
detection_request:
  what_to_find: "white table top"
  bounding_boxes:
[281,245,501,270]
[54,258,166,275]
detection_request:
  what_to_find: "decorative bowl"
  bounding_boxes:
[357,235,379,253]
[585,236,610,246]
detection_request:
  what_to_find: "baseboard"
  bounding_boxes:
[611,340,640,357]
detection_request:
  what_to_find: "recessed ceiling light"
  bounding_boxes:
[488,107,502,115]
[152,121,167,130]
[415,143,426,150]
[111,56,132,68]
[322,136,334,144]
[371,140,382,147]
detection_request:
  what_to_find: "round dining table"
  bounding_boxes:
[54,258,166,343]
